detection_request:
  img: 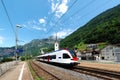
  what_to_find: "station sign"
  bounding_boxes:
[16,49,23,53]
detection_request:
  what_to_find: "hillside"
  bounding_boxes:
[60,4,120,49]
[0,38,58,58]
[22,38,55,56]
[0,47,15,57]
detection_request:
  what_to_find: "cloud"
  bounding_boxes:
[39,18,46,24]
[50,0,69,18]
[52,29,73,38]
[0,36,4,44]
[32,25,46,31]
[55,0,69,18]
[22,19,46,31]
[51,0,60,12]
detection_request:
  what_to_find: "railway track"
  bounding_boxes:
[72,66,120,80]
[30,60,120,80]
[30,61,61,80]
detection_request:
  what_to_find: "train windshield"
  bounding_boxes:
[69,50,77,58]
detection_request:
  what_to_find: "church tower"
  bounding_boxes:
[54,34,59,51]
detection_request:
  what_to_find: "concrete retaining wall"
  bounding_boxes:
[0,61,16,76]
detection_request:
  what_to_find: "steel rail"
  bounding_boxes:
[72,66,120,80]
[30,61,61,80]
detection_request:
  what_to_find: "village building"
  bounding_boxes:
[79,44,120,62]
[79,44,100,60]
[86,44,100,60]
[100,45,120,62]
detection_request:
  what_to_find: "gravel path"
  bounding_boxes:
[35,61,103,80]
[78,61,120,72]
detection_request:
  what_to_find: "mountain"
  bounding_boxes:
[0,47,15,58]
[0,37,61,57]
[22,38,55,56]
[60,4,120,49]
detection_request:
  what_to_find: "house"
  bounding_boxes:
[78,44,100,60]
[85,44,100,60]
[79,50,100,60]
[100,45,120,62]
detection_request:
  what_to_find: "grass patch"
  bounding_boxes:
[27,60,44,80]
[75,42,87,50]
[75,42,108,51]
[97,42,108,49]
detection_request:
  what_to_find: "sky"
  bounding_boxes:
[0,0,120,47]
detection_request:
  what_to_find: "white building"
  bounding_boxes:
[100,45,120,62]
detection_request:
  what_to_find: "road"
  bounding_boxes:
[0,61,33,80]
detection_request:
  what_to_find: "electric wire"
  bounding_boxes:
[41,0,78,49]
[46,0,78,35]
[45,2,61,30]
[59,0,96,26]
[45,0,97,40]
[41,4,60,39]
[47,0,111,48]
[56,0,110,33]
[71,0,111,30]
[1,0,15,34]
[61,0,111,45]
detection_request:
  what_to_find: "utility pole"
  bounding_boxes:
[15,24,22,61]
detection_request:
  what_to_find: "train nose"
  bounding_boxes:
[71,57,79,61]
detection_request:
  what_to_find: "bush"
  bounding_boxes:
[1,57,13,62]
[21,56,25,61]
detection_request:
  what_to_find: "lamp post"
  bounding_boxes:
[15,24,22,61]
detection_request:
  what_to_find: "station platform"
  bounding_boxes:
[0,61,33,80]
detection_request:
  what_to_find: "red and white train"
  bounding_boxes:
[37,49,80,67]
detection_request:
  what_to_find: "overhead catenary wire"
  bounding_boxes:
[72,0,110,45]
[61,0,111,44]
[47,0,111,46]
[45,2,61,30]
[46,0,78,35]
[70,0,111,30]
[55,0,110,33]
[59,0,96,26]
[40,0,78,50]
[46,0,96,39]
[41,1,61,39]
[1,0,15,34]
[55,0,112,49]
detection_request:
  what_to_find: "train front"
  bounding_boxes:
[68,50,80,66]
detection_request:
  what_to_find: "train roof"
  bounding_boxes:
[37,49,71,57]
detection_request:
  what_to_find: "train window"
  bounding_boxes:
[38,57,42,59]
[58,57,61,59]
[63,53,70,59]
[53,55,56,59]
[40,57,44,59]
[44,56,47,59]
[51,55,56,59]
[69,50,77,57]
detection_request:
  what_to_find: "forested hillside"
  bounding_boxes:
[60,4,120,48]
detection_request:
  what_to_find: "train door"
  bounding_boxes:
[57,52,62,63]
[62,53,71,64]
